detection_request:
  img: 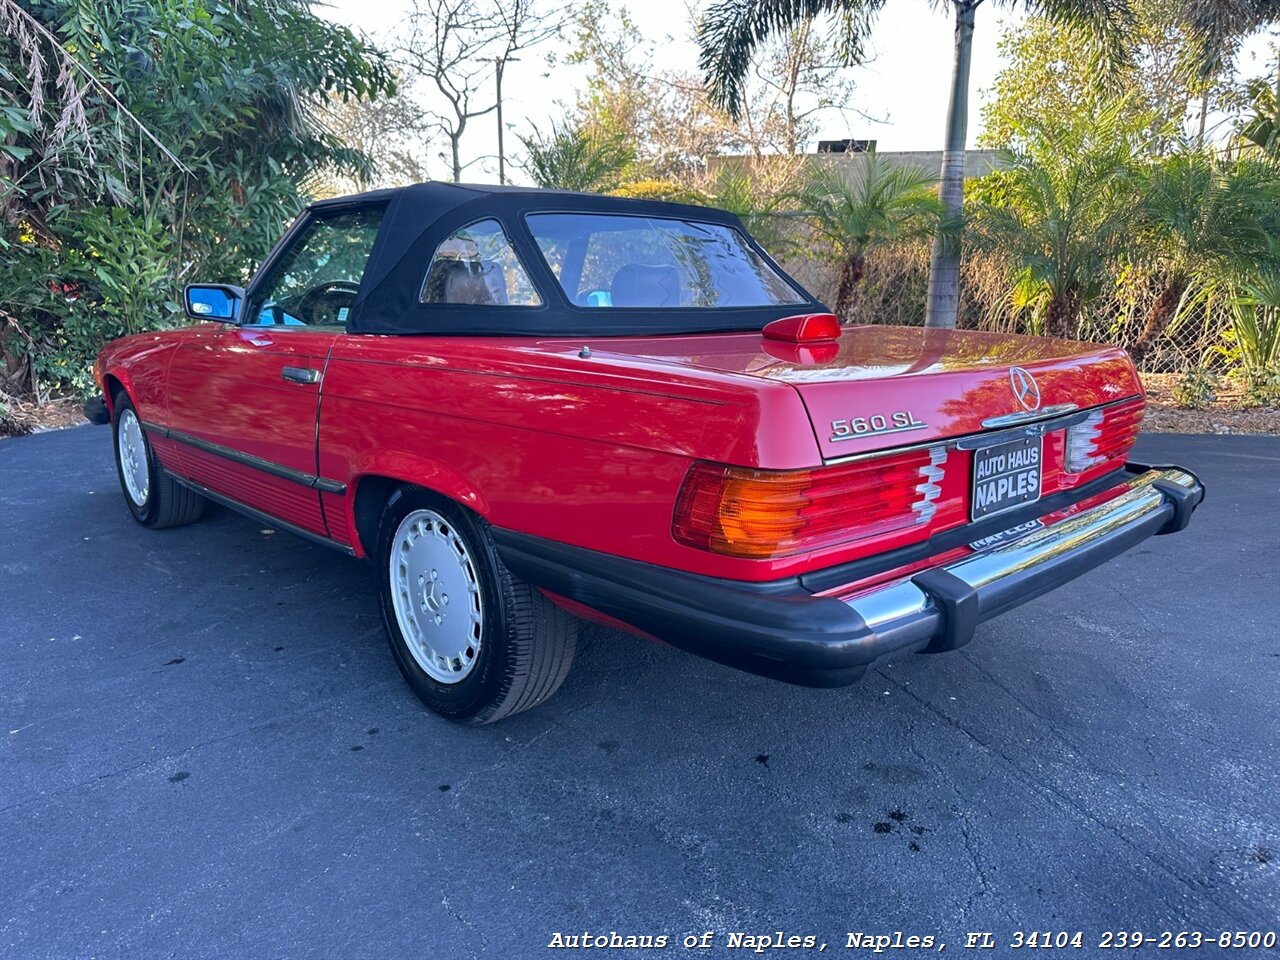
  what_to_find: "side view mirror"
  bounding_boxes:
[184,284,245,323]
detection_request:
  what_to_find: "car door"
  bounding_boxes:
[165,205,385,537]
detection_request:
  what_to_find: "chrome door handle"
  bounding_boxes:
[281,366,321,385]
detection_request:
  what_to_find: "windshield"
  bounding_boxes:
[527,213,805,310]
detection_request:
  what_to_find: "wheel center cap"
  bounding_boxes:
[419,569,448,621]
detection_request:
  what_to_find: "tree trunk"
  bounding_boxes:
[1045,288,1081,340]
[450,134,462,182]
[833,253,865,321]
[1130,275,1188,364]
[924,1,976,330]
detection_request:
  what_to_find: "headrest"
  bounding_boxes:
[611,263,681,307]
[424,259,508,305]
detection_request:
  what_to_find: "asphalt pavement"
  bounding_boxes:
[1,426,1277,959]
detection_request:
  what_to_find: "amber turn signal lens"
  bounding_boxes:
[672,448,947,560]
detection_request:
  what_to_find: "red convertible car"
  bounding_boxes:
[88,183,1204,724]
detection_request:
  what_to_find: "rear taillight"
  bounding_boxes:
[672,447,949,559]
[1064,399,1144,474]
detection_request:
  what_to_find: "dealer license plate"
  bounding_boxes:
[970,435,1042,520]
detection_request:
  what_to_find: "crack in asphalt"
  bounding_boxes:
[441,894,489,955]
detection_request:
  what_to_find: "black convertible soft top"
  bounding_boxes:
[308,182,824,337]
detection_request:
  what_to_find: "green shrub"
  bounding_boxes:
[0,0,393,401]
[1241,367,1280,408]
[1173,368,1220,409]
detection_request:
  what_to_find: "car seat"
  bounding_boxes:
[610,263,681,307]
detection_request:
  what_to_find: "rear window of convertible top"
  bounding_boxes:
[526,212,806,310]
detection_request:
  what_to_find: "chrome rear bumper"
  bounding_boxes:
[847,466,1203,658]
[493,464,1205,687]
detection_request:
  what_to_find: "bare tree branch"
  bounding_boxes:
[398,0,560,180]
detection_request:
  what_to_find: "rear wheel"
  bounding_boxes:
[112,394,204,529]
[376,487,577,724]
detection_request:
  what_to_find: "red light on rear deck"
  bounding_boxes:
[762,313,841,343]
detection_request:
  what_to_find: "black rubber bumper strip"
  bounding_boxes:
[1126,460,1205,533]
[491,466,1205,688]
[492,527,875,687]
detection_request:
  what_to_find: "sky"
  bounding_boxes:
[317,0,1279,186]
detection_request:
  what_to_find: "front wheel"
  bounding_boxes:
[376,487,577,725]
[112,394,204,529]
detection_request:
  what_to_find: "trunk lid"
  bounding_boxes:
[576,325,1141,459]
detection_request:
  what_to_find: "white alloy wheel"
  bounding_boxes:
[389,508,484,683]
[117,407,150,506]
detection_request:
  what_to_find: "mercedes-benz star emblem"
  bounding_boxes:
[1009,366,1041,411]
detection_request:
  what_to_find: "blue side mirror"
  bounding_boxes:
[184,284,245,323]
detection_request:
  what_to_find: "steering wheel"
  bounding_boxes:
[293,280,360,325]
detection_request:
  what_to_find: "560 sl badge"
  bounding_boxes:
[830,410,927,442]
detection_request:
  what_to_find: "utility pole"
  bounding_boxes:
[493,56,519,184]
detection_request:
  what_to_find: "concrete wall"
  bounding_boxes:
[708,148,1011,182]
[845,149,1011,179]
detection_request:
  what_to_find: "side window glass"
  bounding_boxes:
[248,207,383,327]
[420,219,542,307]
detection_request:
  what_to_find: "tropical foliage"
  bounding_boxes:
[793,157,941,317]
[0,0,393,400]
[967,105,1144,339]
[696,0,1137,329]
[1225,271,1280,404]
[1129,152,1279,360]
[1242,71,1280,159]
[519,118,635,192]
[1,0,1277,422]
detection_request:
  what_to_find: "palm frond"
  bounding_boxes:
[1177,0,1280,78]
[518,119,634,192]
[794,154,941,259]
[0,0,187,174]
[697,0,884,119]
[1138,150,1280,277]
[968,99,1144,327]
[1028,0,1138,76]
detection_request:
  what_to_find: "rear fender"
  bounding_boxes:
[344,456,490,559]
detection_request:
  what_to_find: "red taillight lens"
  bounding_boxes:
[762,312,841,343]
[1064,398,1144,474]
[672,447,948,559]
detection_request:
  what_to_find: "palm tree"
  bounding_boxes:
[968,104,1140,340]
[1129,152,1279,361]
[697,0,1136,329]
[794,156,941,317]
[518,118,635,192]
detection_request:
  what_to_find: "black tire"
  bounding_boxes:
[111,393,205,529]
[375,486,577,725]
